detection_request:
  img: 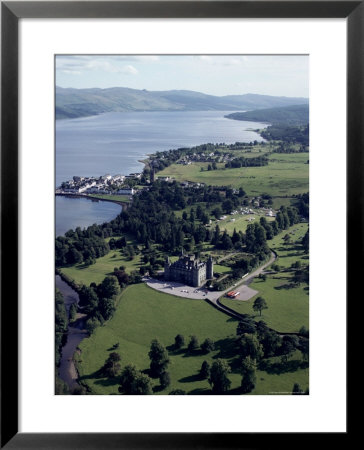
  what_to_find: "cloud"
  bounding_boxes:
[56,56,139,75]
[119,65,138,75]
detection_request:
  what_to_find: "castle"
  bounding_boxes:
[164,252,213,287]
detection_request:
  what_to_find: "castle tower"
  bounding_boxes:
[164,256,171,281]
[206,255,214,279]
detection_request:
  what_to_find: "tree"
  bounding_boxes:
[119,365,139,394]
[200,361,211,379]
[260,330,282,357]
[130,373,152,395]
[78,285,99,313]
[174,334,185,350]
[280,336,299,363]
[208,359,231,394]
[159,371,171,389]
[298,338,309,361]
[148,339,170,377]
[253,297,268,316]
[236,318,257,335]
[119,365,153,395]
[213,207,223,220]
[98,276,120,299]
[99,297,116,321]
[240,356,257,394]
[301,230,309,253]
[292,383,304,395]
[201,338,215,354]
[69,302,77,323]
[85,317,101,334]
[169,389,186,395]
[283,233,292,244]
[102,352,121,378]
[299,326,309,338]
[238,333,263,361]
[187,335,199,353]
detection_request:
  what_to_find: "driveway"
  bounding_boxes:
[145,251,276,319]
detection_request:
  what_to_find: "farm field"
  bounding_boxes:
[157,153,309,197]
[220,223,309,332]
[75,283,308,395]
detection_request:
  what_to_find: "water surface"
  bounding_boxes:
[56,196,121,237]
[56,110,266,186]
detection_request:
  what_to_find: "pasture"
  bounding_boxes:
[75,283,308,395]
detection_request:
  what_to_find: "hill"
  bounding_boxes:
[225,104,309,126]
[56,86,308,119]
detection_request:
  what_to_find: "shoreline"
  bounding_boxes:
[56,192,130,210]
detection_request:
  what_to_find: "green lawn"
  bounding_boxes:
[214,264,232,274]
[88,194,132,203]
[61,249,142,286]
[76,283,308,395]
[220,223,309,333]
[158,153,309,197]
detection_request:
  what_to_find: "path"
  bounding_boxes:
[206,251,277,319]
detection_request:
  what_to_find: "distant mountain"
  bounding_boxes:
[225,104,309,126]
[55,86,308,120]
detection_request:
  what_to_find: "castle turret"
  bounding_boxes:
[206,255,214,279]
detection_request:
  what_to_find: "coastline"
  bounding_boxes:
[56,192,130,210]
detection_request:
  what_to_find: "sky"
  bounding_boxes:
[56,55,309,98]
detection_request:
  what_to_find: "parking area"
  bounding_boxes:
[145,277,214,300]
[226,286,259,301]
[144,277,258,302]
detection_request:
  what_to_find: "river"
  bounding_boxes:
[56,275,87,391]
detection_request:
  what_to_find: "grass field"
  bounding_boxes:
[76,283,308,395]
[61,249,142,286]
[220,223,309,333]
[90,194,132,203]
[157,153,309,197]
[216,213,275,235]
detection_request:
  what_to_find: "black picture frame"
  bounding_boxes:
[1,1,357,448]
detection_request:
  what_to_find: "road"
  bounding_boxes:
[205,251,277,319]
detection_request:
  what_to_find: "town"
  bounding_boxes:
[56,173,142,196]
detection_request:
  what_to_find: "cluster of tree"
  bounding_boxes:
[56,179,252,269]
[178,335,215,354]
[148,339,171,390]
[113,266,142,288]
[55,288,68,367]
[118,365,153,395]
[236,318,309,366]
[210,226,244,251]
[260,124,309,146]
[107,182,246,253]
[294,192,309,219]
[78,275,120,333]
[55,225,110,267]
[225,155,268,169]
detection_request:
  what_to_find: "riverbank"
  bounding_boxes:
[56,274,88,392]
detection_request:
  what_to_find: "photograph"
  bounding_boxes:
[55,54,310,396]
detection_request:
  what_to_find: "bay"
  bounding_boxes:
[56,110,266,186]
[56,110,267,235]
[56,196,121,237]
